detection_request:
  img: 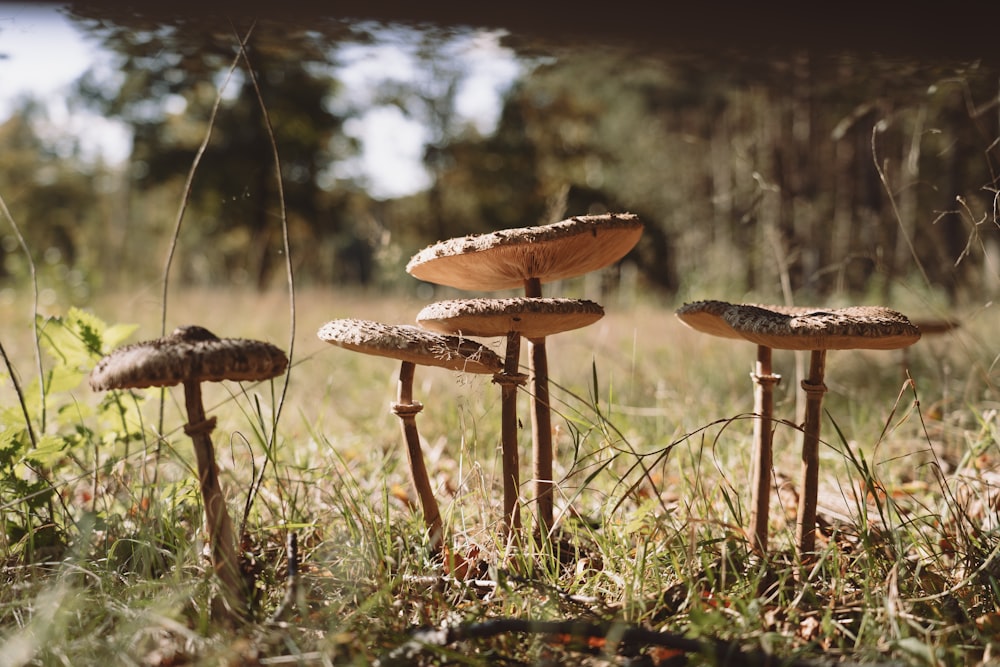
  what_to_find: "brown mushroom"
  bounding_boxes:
[317,318,503,554]
[675,300,813,556]
[723,305,920,559]
[89,325,288,619]
[416,297,605,536]
[407,213,642,533]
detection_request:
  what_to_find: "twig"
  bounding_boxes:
[0,340,37,449]
[375,617,822,667]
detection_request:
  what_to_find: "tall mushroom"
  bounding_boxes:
[416,297,605,537]
[722,305,920,559]
[316,319,503,554]
[675,300,813,556]
[89,325,288,619]
[407,213,643,533]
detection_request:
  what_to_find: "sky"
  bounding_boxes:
[0,3,522,199]
[0,3,131,162]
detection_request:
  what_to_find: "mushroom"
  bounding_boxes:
[407,213,642,533]
[722,305,920,559]
[416,297,605,536]
[89,325,288,619]
[316,318,503,554]
[675,300,813,556]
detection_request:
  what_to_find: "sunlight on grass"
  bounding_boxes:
[0,285,999,664]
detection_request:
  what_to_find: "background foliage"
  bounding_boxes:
[0,9,997,307]
[2,5,1000,665]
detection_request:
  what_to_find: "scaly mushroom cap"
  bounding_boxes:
[675,300,822,341]
[675,300,745,339]
[724,305,922,351]
[317,318,503,374]
[89,325,289,390]
[416,297,605,339]
[406,213,643,291]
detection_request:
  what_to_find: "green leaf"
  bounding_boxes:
[45,363,86,394]
[38,308,137,370]
[0,426,23,464]
[23,434,67,468]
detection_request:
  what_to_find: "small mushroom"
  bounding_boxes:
[675,300,813,556]
[89,325,288,619]
[407,213,642,533]
[317,319,503,554]
[723,305,920,559]
[416,297,605,537]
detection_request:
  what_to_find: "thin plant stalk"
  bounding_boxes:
[234,22,296,533]
[159,38,245,335]
[156,35,244,477]
[0,194,44,436]
[0,340,37,449]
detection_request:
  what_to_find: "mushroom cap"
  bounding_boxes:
[416,297,605,339]
[675,300,745,339]
[724,305,922,351]
[89,325,289,391]
[317,318,503,374]
[675,300,816,340]
[406,213,643,291]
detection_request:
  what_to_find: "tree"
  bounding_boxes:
[433,44,1000,303]
[0,98,111,293]
[66,9,370,288]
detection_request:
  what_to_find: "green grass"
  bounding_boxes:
[1,285,999,665]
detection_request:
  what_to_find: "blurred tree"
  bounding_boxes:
[432,44,1000,303]
[66,10,369,289]
[355,25,524,244]
[0,98,109,297]
[32,6,1000,303]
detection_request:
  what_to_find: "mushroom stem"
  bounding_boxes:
[524,276,555,535]
[181,379,247,620]
[391,360,444,554]
[796,349,828,560]
[496,331,524,535]
[529,336,553,535]
[748,345,780,556]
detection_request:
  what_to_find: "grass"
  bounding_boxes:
[1,283,999,665]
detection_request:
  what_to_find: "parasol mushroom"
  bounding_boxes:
[416,297,605,537]
[89,325,288,620]
[316,318,503,554]
[675,300,813,556]
[407,213,642,533]
[722,305,920,560]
